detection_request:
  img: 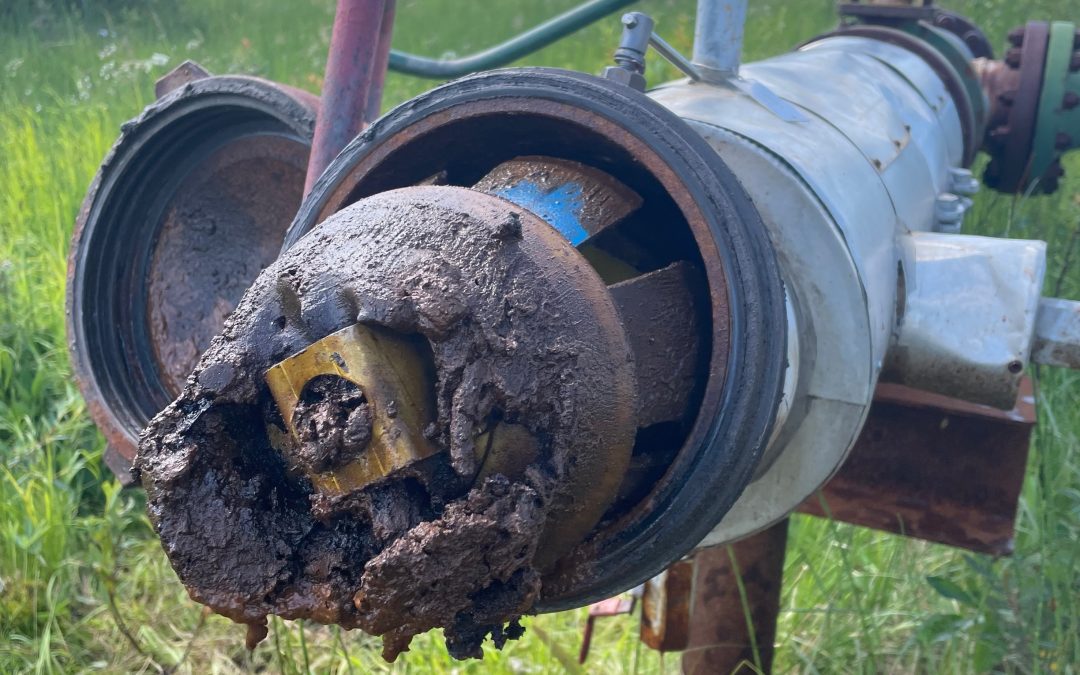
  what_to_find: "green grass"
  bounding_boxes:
[1,0,1078,672]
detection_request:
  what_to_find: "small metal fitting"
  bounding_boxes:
[934,192,971,234]
[603,12,653,91]
[948,167,980,196]
[1005,46,1023,68]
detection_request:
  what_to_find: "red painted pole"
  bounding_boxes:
[365,0,396,123]
[305,0,395,195]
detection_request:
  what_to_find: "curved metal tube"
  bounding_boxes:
[387,0,637,78]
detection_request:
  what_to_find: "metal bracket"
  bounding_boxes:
[265,323,440,494]
[1032,297,1080,369]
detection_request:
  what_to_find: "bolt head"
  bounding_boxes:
[948,167,980,196]
[1064,91,1080,110]
[1055,132,1073,150]
[602,66,646,91]
[934,193,967,233]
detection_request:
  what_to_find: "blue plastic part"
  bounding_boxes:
[492,180,589,245]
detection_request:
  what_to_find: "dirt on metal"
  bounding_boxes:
[135,186,635,660]
[291,375,373,473]
[147,135,309,393]
[355,475,540,660]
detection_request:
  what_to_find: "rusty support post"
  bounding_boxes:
[364,0,396,123]
[682,520,788,675]
[305,0,394,195]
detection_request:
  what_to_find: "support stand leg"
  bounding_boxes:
[305,0,395,195]
[682,518,788,675]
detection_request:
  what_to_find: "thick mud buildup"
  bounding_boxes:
[136,186,637,659]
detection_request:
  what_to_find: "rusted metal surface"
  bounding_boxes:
[579,595,636,663]
[283,69,788,610]
[66,71,317,480]
[304,0,393,195]
[796,380,1036,555]
[640,559,693,652]
[364,0,396,122]
[983,22,1050,193]
[975,55,1022,140]
[147,133,312,394]
[682,520,788,675]
[609,261,706,428]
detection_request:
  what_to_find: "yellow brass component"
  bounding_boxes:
[265,323,438,494]
[579,244,639,285]
[474,422,541,483]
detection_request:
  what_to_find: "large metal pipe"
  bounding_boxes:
[650,29,1044,544]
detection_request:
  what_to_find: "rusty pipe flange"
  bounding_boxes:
[982,22,1050,194]
[285,68,788,610]
[67,69,317,479]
